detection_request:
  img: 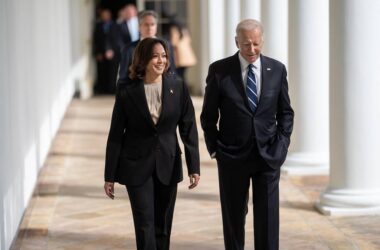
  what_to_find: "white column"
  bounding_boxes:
[316,0,380,216]
[208,0,225,63]
[188,0,225,95]
[225,0,240,56]
[187,0,211,95]
[261,0,288,66]
[282,0,329,175]
[240,0,261,21]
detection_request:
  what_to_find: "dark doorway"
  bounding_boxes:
[96,0,137,21]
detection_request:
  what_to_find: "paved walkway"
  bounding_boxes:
[11,96,380,250]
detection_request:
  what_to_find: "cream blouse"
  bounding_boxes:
[144,82,162,124]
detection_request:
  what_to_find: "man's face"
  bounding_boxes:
[235,28,263,63]
[125,6,136,19]
[101,10,112,22]
[139,15,157,39]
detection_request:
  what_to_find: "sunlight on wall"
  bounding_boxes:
[3,185,17,250]
[39,116,52,168]
[23,143,38,207]
[51,90,66,137]
[75,55,94,99]
[0,223,3,250]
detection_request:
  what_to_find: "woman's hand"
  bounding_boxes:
[104,182,115,199]
[188,174,200,189]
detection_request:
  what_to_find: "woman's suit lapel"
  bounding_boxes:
[126,75,173,129]
[126,80,157,129]
[155,74,172,127]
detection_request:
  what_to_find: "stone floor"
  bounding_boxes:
[10,96,380,250]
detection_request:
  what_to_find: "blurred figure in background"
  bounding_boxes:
[117,10,176,86]
[93,8,120,94]
[163,16,197,86]
[117,4,139,48]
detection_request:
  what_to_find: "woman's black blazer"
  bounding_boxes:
[104,74,200,186]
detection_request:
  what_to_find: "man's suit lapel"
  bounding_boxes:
[127,81,157,129]
[231,53,252,111]
[231,53,260,116]
[260,55,270,95]
[256,55,271,114]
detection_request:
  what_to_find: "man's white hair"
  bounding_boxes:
[236,19,264,36]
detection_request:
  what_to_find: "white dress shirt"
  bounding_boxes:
[127,16,139,42]
[238,52,262,101]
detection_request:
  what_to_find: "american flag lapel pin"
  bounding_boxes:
[170,89,174,94]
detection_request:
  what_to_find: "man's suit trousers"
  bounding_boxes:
[216,147,280,250]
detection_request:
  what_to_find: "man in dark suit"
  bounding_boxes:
[201,19,294,250]
[117,10,176,86]
[116,4,139,49]
[92,8,120,94]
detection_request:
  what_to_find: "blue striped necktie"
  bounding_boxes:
[246,64,258,112]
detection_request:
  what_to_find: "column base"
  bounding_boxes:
[282,152,329,175]
[316,188,380,216]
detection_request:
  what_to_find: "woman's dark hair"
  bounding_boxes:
[129,38,171,80]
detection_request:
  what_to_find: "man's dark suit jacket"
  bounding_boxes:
[201,53,294,168]
[117,40,177,86]
[117,21,132,49]
[92,21,120,57]
[105,74,200,186]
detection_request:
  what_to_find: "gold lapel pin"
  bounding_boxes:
[170,89,174,94]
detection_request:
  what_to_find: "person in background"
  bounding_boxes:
[163,16,197,86]
[104,37,200,250]
[117,10,176,86]
[92,8,120,94]
[117,4,139,48]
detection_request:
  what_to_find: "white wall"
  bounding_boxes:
[0,0,93,249]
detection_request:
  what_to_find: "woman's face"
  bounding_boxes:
[146,43,167,77]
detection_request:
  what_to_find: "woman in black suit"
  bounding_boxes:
[104,37,200,250]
